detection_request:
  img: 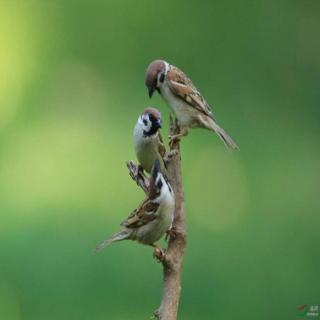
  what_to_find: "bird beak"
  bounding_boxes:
[156,119,162,129]
[148,87,155,98]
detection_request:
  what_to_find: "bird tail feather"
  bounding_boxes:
[208,120,239,150]
[94,230,129,254]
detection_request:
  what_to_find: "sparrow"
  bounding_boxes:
[95,159,175,254]
[145,60,239,149]
[133,107,166,174]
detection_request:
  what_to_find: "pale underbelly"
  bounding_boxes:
[134,208,173,245]
[135,141,158,173]
[160,85,200,128]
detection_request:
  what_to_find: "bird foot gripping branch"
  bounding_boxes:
[165,226,178,241]
[168,128,189,149]
[153,246,167,263]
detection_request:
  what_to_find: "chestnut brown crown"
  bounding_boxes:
[143,107,161,121]
[145,60,166,98]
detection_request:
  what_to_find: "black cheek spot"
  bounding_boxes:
[143,119,148,126]
[159,72,165,83]
[157,179,163,190]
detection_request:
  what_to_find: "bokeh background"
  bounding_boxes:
[0,1,319,319]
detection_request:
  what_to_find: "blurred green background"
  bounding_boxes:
[0,1,319,319]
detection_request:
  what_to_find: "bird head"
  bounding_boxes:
[139,107,162,137]
[145,60,166,98]
[149,159,173,201]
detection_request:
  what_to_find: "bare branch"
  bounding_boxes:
[154,116,187,320]
[126,160,149,195]
[127,116,186,320]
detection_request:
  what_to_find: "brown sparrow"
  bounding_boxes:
[133,108,166,174]
[95,160,175,254]
[145,60,239,149]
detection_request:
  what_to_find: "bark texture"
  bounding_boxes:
[155,117,186,320]
[127,117,186,320]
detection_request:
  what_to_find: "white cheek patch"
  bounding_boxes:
[140,116,152,133]
[145,121,152,132]
[164,61,170,74]
[155,179,173,204]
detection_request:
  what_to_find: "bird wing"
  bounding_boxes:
[166,66,215,120]
[155,132,169,176]
[120,198,159,229]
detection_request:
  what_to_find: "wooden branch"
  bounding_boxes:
[154,116,187,320]
[126,116,186,320]
[126,160,149,195]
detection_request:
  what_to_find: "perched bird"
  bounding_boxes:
[145,60,239,149]
[95,159,175,254]
[133,107,166,174]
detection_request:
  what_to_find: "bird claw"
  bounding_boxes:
[168,128,188,149]
[153,246,166,262]
[168,134,181,149]
[165,226,178,241]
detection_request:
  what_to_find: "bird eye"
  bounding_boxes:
[157,179,163,190]
[143,119,148,126]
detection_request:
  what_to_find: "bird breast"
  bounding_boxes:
[133,133,159,174]
[135,198,175,245]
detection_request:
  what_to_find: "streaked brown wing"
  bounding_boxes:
[166,66,215,119]
[120,198,159,229]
